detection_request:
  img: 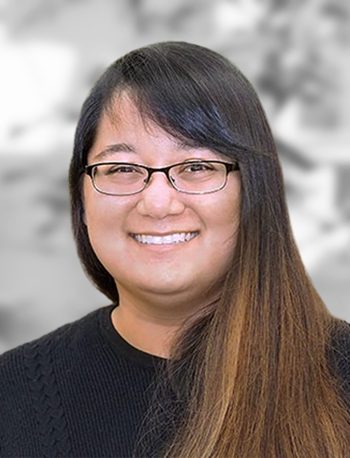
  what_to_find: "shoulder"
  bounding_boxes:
[0,305,113,438]
[0,305,111,387]
[0,321,70,385]
[328,319,350,397]
[0,305,113,453]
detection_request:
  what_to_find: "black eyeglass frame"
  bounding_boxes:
[84,159,239,196]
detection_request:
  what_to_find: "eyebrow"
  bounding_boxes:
[93,143,136,161]
[92,140,203,162]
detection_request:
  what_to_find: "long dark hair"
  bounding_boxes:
[69,42,350,457]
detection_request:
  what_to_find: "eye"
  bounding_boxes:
[104,164,143,175]
[182,162,215,173]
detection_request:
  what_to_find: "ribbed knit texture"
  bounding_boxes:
[23,338,72,456]
[0,304,167,457]
[0,305,350,457]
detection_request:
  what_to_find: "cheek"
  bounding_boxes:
[83,178,119,221]
[207,184,240,239]
[198,192,240,276]
[82,196,131,279]
[209,184,241,269]
[82,182,125,244]
[211,206,239,258]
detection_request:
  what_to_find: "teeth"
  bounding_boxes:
[133,232,198,245]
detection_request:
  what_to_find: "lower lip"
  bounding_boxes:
[129,233,199,250]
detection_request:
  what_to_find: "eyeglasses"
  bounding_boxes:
[84,160,239,196]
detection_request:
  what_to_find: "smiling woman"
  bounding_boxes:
[1,42,350,458]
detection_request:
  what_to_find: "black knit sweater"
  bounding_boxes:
[1,304,350,457]
[0,304,169,457]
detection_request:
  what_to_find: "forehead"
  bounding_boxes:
[94,94,182,149]
[105,93,149,130]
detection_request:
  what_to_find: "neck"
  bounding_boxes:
[111,284,221,359]
[111,301,187,359]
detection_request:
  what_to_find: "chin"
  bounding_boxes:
[123,272,191,296]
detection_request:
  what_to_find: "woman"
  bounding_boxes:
[1,41,350,458]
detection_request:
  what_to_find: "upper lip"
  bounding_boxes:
[130,231,199,236]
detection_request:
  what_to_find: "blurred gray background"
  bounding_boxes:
[0,0,349,353]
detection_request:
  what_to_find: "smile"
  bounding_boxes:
[131,232,199,245]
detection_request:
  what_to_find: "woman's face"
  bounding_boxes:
[83,95,240,312]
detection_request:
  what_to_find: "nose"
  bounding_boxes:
[136,171,185,219]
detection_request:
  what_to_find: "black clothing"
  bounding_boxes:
[0,304,349,457]
[0,305,167,458]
